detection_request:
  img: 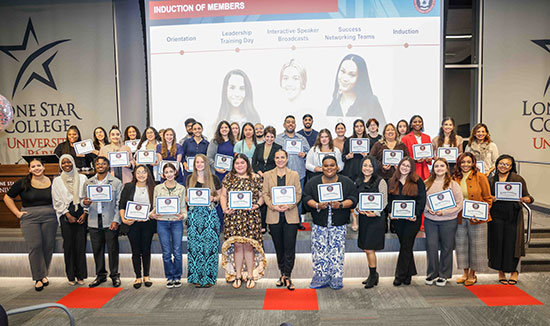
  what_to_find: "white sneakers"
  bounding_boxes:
[426,277,448,287]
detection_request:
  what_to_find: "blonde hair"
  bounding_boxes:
[186,154,217,193]
[161,128,177,158]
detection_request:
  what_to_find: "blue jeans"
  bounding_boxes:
[157,220,183,281]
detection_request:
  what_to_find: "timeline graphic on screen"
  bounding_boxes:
[145,0,442,138]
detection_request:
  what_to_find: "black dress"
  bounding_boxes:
[341,139,364,182]
[356,176,387,250]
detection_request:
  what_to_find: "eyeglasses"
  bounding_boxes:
[498,162,511,167]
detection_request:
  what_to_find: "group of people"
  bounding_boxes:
[3,113,534,292]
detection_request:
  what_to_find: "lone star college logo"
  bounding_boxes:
[0,18,70,98]
[532,39,550,96]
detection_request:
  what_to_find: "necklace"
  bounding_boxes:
[303,129,313,136]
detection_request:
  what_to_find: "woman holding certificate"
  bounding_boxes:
[156,128,184,184]
[262,149,301,290]
[423,158,463,287]
[303,156,357,290]
[234,122,257,160]
[432,118,463,169]
[92,126,109,155]
[186,154,222,288]
[370,123,410,181]
[151,163,187,289]
[220,153,266,289]
[181,122,209,185]
[355,156,387,289]
[465,123,499,175]
[54,125,94,169]
[99,125,134,184]
[305,129,344,178]
[488,155,534,285]
[119,165,157,289]
[401,115,432,180]
[52,154,88,286]
[333,122,347,153]
[388,157,427,286]
[136,126,161,180]
[207,120,236,182]
[452,152,492,286]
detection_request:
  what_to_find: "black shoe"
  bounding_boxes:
[173,280,182,288]
[112,277,121,288]
[364,272,379,289]
[362,278,369,285]
[133,280,142,289]
[35,281,44,292]
[393,278,402,287]
[42,278,49,287]
[403,276,412,285]
[89,277,107,288]
[298,224,306,231]
[144,280,153,287]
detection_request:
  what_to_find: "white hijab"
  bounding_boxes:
[59,154,80,206]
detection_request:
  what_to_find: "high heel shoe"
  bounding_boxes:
[276,275,285,287]
[364,272,379,289]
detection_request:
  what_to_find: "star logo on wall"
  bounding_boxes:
[532,39,550,96]
[0,18,70,98]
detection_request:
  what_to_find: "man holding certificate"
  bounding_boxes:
[488,155,534,285]
[303,156,357,290]
[81,156,123,288]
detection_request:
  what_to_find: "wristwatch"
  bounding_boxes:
[339,202,343,209]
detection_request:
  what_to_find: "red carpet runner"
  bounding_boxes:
[263,289,318,310]
[466,285,543,306]
[57,287,123,309]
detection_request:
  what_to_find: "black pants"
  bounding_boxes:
[127,220,155,278]
[60,218,88,281]
[269,216,298,277]
[89,227,119,279]
[393,218,421,281]
[260,204,267,229]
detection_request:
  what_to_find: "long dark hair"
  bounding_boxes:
[389,157,420,196]
[397,119,409,137]
[356,156,380,187]
[452,152,479,180]
[468,123,492,145]
[351,119,367,139]
[93,126,109,150]
[137,126,161,150]
[492,154,517,182]
[240,122,257,146]
[22,158,47,191]
[214,120,235,145]
[409,115,424,132]
[124,125,141,141]
[424,158,452,191]
[132,165,156,204]
[60,125,82,153]
[216,69,260,124]
[437,117,458,148]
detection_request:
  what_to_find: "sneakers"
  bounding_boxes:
[173,280,182,288]
[425,277,436,285]
[436,278,447,287]
[166,281,174,289]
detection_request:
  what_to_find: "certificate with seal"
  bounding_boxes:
[358,193,383,211]
[136,150,156,165]
[284,139,302,155]
[188,188,210,206]
[317,182,343,203]
[350,138,370,153]
[317,152,335,166]
[412,143,433,159]
[87,184,112,202]
[229,191,252,209]
[186,157,195,172]
[462,200,489,221]
[74,139,94,155]
[109,151,129,167]
[495,182,522,201]
[214,154,233,171]
[125,201,150,220]
[437,147,459,163]
[156,196,180,215]
[382,149,403,166]
[392,200,416,219]
[125,140,139,152]
[428,189,457,212]
[272,186,296,205]
[476,161,485,173]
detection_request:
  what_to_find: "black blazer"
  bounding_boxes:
[251,142,282,173]
[119,182,153,211]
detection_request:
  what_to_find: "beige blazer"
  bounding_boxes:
[262,167,301,224]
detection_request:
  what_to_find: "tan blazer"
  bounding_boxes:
[262,167,301,224]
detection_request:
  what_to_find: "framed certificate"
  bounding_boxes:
[317,182,343,203]
[229,191,252,209]
[74,139,94,155]
[350,138,370,153]
[437,147,459,163]
[284,139,302,155]
[495,182,522,201]
[271,186,296,205]
[317,152,335,166]
[412,143,433,160]
[109,151,129,167]
[427,189,457,212]
[186,157,195,172]
[159,160,178,175]
[87,184,112,202]
[382,149,403,166]
[125,201,150,220]
[125,140,139,152]
[476,161,485,173]
[358,193,383,211]
[136,150,156,165]
[156,196,180,215]
[214,154,233,171]
[462,200,489,221]
[392,200,416,219]
[188,188,210,206]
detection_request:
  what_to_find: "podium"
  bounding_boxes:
[0,164,60,228]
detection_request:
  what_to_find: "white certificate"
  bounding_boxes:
[125,140,139,152]
[229,191,252,209]
[382,149,403,166]
[412,143,433,159]
[109,151,129,167]
[392,200,416,219]
[87,185,112,202]
[272,186,296,205]
[74,139,94,155]
[156,196,180,215]
[350,138,370,153]
[284,139,302,155]
[188,188,210,206]
[358,193,383,211]
[159,160,178,175]
[437,147,459,163]
[215,154,233,171]
[317,182,343,203]
[428,189,457,212]
[125,201,150,220]
[476,161,485,173]
[317,152,335,166]
[186,157,195,172]
[136,150,156,165]
[495,182,522,201]
[462,200,489,221]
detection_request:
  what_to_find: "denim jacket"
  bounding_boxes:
[81,173,123,228]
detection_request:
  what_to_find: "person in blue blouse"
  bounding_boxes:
[182,122,209,185]
[233,122,257,160]
[156,128,184,184]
